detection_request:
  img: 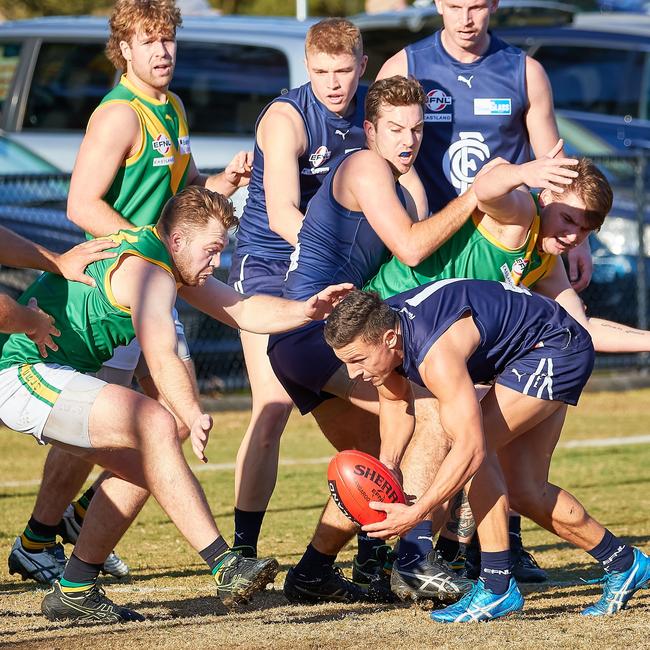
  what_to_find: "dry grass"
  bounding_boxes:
[1,389,649,648]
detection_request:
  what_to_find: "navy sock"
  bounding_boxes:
[62,553,102,586]
[435,535,461,564]
[294,543,336,580]
[356,532,385,564]
[480,550,512,594]
[199,536,230,573]
[233,508,266,555]
[397,521,434,567]
[587,529,634,574]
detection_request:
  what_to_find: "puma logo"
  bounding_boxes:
[457,74,474,88]
[511,368,525,382]
[335,129,349,140]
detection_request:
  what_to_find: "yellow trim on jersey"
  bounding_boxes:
[523,254,557,288]
[168,93,189,139]
[472,213,535,253]
[119,74,167,106]
[103,250,175,314]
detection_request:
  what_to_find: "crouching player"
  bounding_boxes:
[324,285,650,621]
[0,186,351,623]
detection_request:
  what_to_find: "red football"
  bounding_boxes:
[327,450,406,526]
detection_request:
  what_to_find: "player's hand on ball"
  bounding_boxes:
[190,413,213,463]
[304,283,354,321]
[362,502,423,540]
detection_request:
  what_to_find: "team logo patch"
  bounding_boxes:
[152,133,172,155]
[443,132,491,194]
[474,98,512,116]
[309,145,331,168]
[425,89,452,122]
[512,257,529,277]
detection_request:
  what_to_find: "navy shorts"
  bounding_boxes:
[268,322,342,414]
[497,323,594,406]
[227,250,290,297]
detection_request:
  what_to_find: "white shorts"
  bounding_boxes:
[0,363,106,446]
[103,308,190,372]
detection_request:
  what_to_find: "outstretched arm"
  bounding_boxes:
[179,277,352,333]
[472,140,578,225]
[535,260,650,352]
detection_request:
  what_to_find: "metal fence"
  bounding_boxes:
[0,155,649,392]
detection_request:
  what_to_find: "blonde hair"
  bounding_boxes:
[157,186,237,238]
[106,0,182,71]
[551,158,613,229]
[305,18,363,59]
[365,76,426,127]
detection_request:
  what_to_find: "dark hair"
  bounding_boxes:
[157,186,236,237]
[324,290,398,349]
[365,76,426,127]
[551,158,613,230]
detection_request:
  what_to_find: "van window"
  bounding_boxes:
[0,42,21,122]
[172,42,290,136]
[534,45,644,117]
[23,42,115,130]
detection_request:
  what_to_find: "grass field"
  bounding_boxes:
[1,389,649,649]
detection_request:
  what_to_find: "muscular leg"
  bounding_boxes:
[498,405,605,551]
[234,331,293,512]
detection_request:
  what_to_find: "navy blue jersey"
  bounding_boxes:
[282,156,405,301]
[234,83,366,260]
[387,279,591,387]
[407,31,530,212]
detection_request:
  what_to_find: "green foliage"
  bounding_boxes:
[209,0,364,16]
[0,0,113,19]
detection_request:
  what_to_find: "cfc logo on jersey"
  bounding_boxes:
[309,145,331,168]
[424,89,452,123]
[443,132,491,194]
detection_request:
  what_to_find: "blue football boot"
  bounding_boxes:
[430,577,524,623]
[582,547,650,616]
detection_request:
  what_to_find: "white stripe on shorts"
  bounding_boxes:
[233,253,249,294]
[523,357,554,400]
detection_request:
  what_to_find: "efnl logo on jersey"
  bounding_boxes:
[152,134,175,167]
[305,145,331,175]
[444,132,491,194]
[424,89,452,122]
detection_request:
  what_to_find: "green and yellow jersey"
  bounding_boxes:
[365,195,556,299]
[0,226,174,373]
[92,75,192,231]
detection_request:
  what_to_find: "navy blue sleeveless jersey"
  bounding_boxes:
[282,155,406,301]
[234,83,366,260]
[407,31,530,212]
[388,278,592,388]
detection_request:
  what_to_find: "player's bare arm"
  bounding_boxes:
[186,150,254,197]
[364,316,485,539]
[375,49,408,80]
[68,102,141,237]
[341,151,477,266]
[0,227,116,287]
[179,277,352,333]
[377,374,415,477]
[535,259,650,353]
[473,140,578,224]
[113,256,212,461]
[0,295,59,358]
[257,102,308,247]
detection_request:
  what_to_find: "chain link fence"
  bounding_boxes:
[0,156,649,392]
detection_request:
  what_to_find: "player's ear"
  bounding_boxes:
[120,40,132,62]
[364,119,376,142]
[168,230,184,252]
[539,188,552,207]
[384,329,398,350]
